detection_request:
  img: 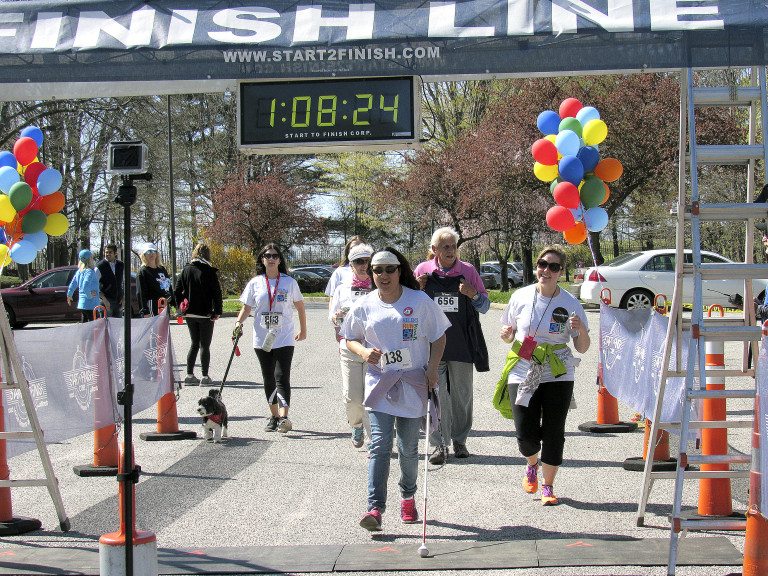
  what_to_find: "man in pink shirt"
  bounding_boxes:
[414,227,490,464]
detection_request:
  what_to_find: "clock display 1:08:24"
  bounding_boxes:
[261,93,399,128]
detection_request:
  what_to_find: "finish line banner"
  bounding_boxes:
[2,315,177,459]
[1,1,768,96]
[599,304,695,426]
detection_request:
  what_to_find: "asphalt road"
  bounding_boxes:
[2,303,753,576]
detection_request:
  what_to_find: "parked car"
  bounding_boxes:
[579,249,767,309]
[481,262,523,286]
[289,269,328,293]
[1,265,139,328]
[291,265,334,279]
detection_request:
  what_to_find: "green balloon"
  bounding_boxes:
[21,209,47,234]
[549,178,561,193]
[559,117,583,138]
[580,175,605,208]
[8,181,32,212]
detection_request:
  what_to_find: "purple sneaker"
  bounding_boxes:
[522,462,539,494]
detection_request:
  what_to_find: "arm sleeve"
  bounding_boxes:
[212,271,223,316]
[137,269,150,315]
[67,272,78,298]
[173,268,185,306]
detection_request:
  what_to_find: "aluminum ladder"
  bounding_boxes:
[0,294,69,532]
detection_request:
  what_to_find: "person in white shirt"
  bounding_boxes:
[341,248,449,533]
[329,243,375,449]
[325,235,366,297]
[234,243,307,434]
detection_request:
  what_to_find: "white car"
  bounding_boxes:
[579,249,767,309]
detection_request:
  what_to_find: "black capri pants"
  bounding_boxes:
[510,380,574,467]
[186,317,214,376]
[255,346,295,407]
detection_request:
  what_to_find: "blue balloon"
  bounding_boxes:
[571,205,584,221]
[0,151,16,170]
[25,231,48,251]
[555,130,580,157]
[37,168,62,196]
[584,207,609,232]
[576,106,600,126]
[558,156,585,186]
[0,166,19,194]
[537,110,560,135]
[10,240,36,265]
[20,126,44,147]
[0,228,6,244]
[577,146,601,173]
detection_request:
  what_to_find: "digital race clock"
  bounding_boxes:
[238,76,420,154]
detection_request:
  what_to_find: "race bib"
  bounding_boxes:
[434,292,459,312]
[351,288,370,301]
[379,348,413,372]
[261,311,283,329]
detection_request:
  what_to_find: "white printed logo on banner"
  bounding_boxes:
[143,327,166,373]
[5,357,49,428]
[113,338,125,389]
[633,325,647,384]
[64,345,98,411]
[601,320,626,370]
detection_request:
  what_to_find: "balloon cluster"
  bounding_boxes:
[0,126,68,266]
[531,98,623,245]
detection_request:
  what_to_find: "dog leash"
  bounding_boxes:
[219,333,241,394]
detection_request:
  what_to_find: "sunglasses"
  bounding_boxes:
[352,258,370,265]
[537,259,563,273]
[144,250,158,255]
[371,265,399,275]
[262,253,280,260]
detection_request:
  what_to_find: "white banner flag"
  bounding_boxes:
[757,328,768,517]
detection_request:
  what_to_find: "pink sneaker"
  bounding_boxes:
[400,497,419,524]
[360,508,383,531]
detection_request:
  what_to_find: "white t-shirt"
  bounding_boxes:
[341,286,451,417]
[501,284,589,383]
[325,265,353,296]
[239,274,304,350]
[329,283,372,350]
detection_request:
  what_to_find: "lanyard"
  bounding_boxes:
[528,287,554,338]
[265,273,280,311]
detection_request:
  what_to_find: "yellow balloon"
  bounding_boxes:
[0,244,11,267]
[0,194,16,222]
[544,134,557,144]
[43,212,69,236]
[533,162,558,182]
[583,119,608,146]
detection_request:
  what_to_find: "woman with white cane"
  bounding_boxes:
[341,248,449,532]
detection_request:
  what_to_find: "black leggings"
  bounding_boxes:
[510,380,574,467]
[79,310,93,322]
[186,317,214,376]
[255,346,294,407]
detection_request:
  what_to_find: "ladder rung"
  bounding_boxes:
[667,368,755,378]
[692,203,768,222]
[0,431,35,440]
[694,144,765,164]
[0,479,50,488]
[686,454,752,465]
[693,262,768,280]
[651,470,750,480]
[697,325,762,341]
[676,517,748,531]
[682,317,752,329]
[693,86,763,106]
[0,382,19,390]
[687,388,755,399]
[661,420,754,430]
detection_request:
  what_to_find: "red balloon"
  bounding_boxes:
[552,182,580,209]
[13,137,38,166]
[559,98,583,119]
[39,191,64,215]
[23,162,46,187]
[531,138,558,165]
[546,205,576,232]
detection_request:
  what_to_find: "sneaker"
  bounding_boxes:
[352,427,365,448]
[400,497,419,524]
[453,441,469,458]
[199,375,212,387]
[184,374,199,385]
[277,417,292,434]
[359,508,383,531]
[541,484,559,506]
[522,462,539,494]
[428,446,447,465]
[264,416,278,432]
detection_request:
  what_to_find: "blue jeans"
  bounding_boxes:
[367,410,421,513]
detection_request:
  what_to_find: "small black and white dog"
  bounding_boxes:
[197,389,228,443]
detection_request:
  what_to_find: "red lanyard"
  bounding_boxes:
[265,273,280,311]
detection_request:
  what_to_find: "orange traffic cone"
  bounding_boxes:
[623,419,678,472]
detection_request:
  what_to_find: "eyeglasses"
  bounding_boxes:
[371,265,399,275]
[537,259,562,273]
[262,253,280,260]
[351,258,370,265]
[144,250,158,255]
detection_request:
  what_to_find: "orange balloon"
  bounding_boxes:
[5,215,22,238]
[39,191,64,215]
[601,182,610,205]
[563,221,588,244]
[594,158,623,182]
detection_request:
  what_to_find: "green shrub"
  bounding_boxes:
[0,275,22,288]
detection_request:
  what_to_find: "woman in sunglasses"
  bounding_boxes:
[137,242,174,316]
[234,243,307,434]
[498,245,590,506]
[328,243,375,449]
[341,248,450,532]
[325,235,366,297]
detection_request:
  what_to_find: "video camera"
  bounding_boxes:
[107,141,148,176]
